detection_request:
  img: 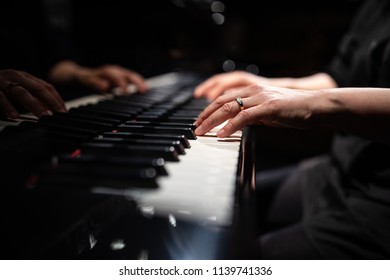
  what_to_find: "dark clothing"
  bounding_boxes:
[259,0,390,259]
[325,0,390,88]
[304,0,390,259]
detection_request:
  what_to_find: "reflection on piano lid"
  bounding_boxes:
[0,72,251,259]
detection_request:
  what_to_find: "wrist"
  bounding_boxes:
[49,60,90,84]
[309,89,343,128]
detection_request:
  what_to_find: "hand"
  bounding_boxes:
[77,64,148,94]
[0,69,67,119]
[194,71,267,100]
[49,61,148,94]
[194,84,318,137]
[193,71,338,101]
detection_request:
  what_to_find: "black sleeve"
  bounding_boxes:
[323,0,376,87]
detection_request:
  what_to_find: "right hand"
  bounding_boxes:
[195,84,318,137]
[77,64,149,94]
[0,69,66,119]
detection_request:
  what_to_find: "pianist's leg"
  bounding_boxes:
[255,156,327,259]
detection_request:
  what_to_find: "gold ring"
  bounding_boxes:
[235,96,244,111]
[4,82,21,93]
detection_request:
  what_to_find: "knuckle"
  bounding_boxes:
[32,84,47,93]
[265,99,279,112]
[224,120,234,131]
[238,110,251,122]
[197,111,205,121]
[236,70,245,77]
[44,83,56,92]
[249,83,263,91]
[2,69,19,79]
[203,117,215,128]
[10,88,25,99]
[222,102,232,114]
[214,96,225,107]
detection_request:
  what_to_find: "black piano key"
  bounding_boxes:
[39,115,114,131]
[119,92,167,103]
[91,103,143,115]
[171,110,202,117]
[57,153,168,176]
[167,116,198,123]
[70,107,135,121]
[183,99,210,107]
[136,115,198,124]
[47,131,88,142]
[140,111,168,117]
[125,120,196,130]
[19,120,97,138]
[16,122,86,152]
[37,163,159,189]
[91,136,186,155]
[152,104,177,110]
[101,99,153,109]
[81,142,180,162]
[166,90,193,105]
[101,132,191,148]
[117,124,197,140]
[55,111,122,126]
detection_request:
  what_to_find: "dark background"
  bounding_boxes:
[70,0,363,78]
[1,0,364,80]
[69,0,363,162]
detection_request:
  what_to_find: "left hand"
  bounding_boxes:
[49,61,148,94]
[194,84,318,137]
[77,64,148,94]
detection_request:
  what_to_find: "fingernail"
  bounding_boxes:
[195,125,203,135]
[9,112,19,119]
[41,110,52,116]
[217,129,226,138]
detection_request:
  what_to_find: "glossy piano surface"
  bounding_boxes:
[0,72,253,260]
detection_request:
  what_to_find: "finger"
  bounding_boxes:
[206,83,231,101]
[84,75,111,92]
[10,71,66,113]
[195,99,241,135]
[6,86,49,118]
[124,71,148,93]
[21,73,67,112]
[196,76,252,100]
[0,91,19,118]
[193,78,217,98]
[194,89,243,127]
[99,70,128,92]
[195,95,228,128]
[217,107,256,138]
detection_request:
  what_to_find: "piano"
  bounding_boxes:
[0,71,257,260]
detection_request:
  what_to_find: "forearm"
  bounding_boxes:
[48,60,90,84]
[312,88,390,144]
[265,73,337,89]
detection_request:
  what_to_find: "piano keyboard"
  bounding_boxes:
[61,72,242,227]
[0,72,244,259]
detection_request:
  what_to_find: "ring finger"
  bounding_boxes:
[195,97,244,135]
[7,86,48,117]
